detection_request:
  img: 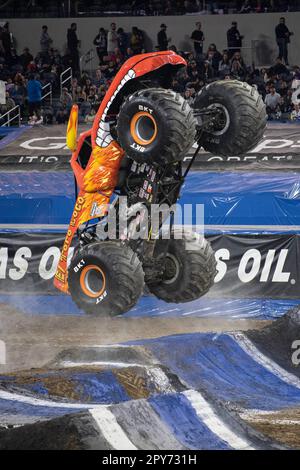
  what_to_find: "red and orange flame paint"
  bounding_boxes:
[54,51,186,294]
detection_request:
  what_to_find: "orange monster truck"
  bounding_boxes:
[54,51,266,316]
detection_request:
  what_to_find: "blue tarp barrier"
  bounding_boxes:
[1,171,300,227]
[0,172,74,224]
[180,171,300,227]
[0,293,298,320]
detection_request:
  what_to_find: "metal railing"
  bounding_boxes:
[42,82,53,105]
[60,67,72,95]
[80,48,95,74]
[0,105,21,127]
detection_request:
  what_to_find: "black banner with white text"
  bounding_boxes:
[0,232,298,298]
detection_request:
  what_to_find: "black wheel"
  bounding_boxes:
[146,230,216,303]
[68,241,144,316]
[117,88,197,165]
[194,80,266,156]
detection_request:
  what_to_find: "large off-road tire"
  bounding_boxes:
[194,80,266,156]
[117,88,197,165]
[68,241,144,316]
[146,230,216,303]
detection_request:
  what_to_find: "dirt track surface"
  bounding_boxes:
[0,303,269,373]
[1,304,300,450]
[242,409,300,449]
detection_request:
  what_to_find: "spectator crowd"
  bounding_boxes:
[0,16,300,126]
[2,1,300,18]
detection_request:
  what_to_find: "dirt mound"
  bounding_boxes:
[0,411,109,450]
[246,307,300,377]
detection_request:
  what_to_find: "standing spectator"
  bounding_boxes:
[275,17,293,66]
[1,22,13,60]
[117,27,128,57]
[40,25,53,53]
[227,21,243,57]
[130,27,144,55]
[27,74,42,120]
[67,23,80,74]
[191,22,205,58]
[107,23,118,55]
[93,27,107,64]
[157,24,170,51]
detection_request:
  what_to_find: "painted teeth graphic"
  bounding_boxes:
[127,69,135,79]
[96,69,136,148]
[98,122,110,132]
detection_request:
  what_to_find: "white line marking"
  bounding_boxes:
[231,332,300,389]
[79,344,134,349]
[0,388,106,409]
[59,361,143,368]
[153,308,179,315]
[89,408,136,450]
[183,390,255,450]
[182,309,203,316]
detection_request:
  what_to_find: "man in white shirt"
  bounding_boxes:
[265,86,281,113]
[107,23,118,55]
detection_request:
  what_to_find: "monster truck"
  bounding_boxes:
[54,51,266,316]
